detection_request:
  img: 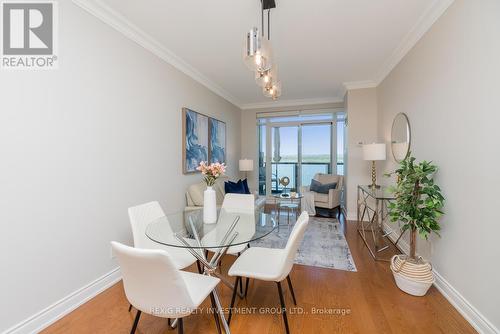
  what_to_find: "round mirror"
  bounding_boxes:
[391,113,411,162]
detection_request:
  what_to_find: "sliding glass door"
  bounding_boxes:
[271,126,298,193]
[258,112,345,196]
[301,124,332,187]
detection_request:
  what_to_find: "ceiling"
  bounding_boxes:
[76,0,453,108]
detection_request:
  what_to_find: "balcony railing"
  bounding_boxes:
[258,162,344,195]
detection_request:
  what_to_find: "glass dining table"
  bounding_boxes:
[145,208,277,333]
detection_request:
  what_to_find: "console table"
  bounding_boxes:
[357,185,402,261]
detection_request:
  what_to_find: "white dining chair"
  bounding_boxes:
[221,194,254,255]
[216,194,255,293]
[221,193,255,214]
[128,201,197,270]
[111,242,221,334]
[128,201,199,313]
[227,212,309,334]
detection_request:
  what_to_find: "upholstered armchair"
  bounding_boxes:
[300,173,344,216]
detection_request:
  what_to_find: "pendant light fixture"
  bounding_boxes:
[263,80,281,100]
[255,63,277,87]
[243,0,281,100]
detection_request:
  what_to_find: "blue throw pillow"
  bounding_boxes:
[225,180,246,194]
[241,178,251,194]
[310,179,337,194]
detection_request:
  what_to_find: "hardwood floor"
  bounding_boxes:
[42,213,476,334]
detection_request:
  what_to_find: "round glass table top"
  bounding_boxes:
[145,209,277,249]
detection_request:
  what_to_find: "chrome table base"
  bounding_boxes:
[173,217,241,334]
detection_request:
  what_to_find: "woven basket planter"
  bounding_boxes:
[390,255,434,296]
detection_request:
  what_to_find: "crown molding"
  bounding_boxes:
[72,0,454,109]
[374,0,455,85]
[343,0,455,92]
[343,80,378,91]
[71,0,242,107]
[240,97,344,110]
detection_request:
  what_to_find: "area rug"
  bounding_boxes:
[250,215,357,272]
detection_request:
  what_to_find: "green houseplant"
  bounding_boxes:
[386,154,445,296]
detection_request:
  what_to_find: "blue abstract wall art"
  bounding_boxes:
[183,108,209,173]
[209,118,226,164]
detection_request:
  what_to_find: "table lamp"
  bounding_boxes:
[239,159,254,179]
[362,143,386,188]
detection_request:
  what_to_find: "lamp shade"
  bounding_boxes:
[363,143,386,161]
[239,159,254,172]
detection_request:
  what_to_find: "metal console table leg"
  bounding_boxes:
[356,185,402,261]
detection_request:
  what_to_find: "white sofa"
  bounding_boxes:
[185,176,266,212]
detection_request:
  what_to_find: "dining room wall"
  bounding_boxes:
[0,1,241,332]
[376,1,499,332]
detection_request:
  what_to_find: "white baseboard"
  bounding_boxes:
[433,271,499,334]
[381,223,497,333]
[3,268,121,334]
[346,211,357,221]
[4,242,498,334]
[364,222,497,333]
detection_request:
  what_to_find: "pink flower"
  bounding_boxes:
[197,161,226,186]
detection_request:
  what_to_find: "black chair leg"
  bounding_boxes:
[177,318,183,334]
[244,278,250,298]
[210,292,222,334]
[228,276,240,324]
[239,273,243,295]
[196,260,202,274]
[276,281,290,334]
[128,304,132,312]
[286,275,297,306]
[130,310,141,334]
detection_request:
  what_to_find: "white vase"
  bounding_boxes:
[203,186,217,224]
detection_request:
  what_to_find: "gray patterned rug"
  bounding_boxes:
[250,215,357,272]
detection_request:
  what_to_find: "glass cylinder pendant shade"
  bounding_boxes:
[255,64,277,87]
[263,80,281,99]
[243,27,273,72]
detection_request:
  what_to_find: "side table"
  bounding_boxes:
[272,193,303,225]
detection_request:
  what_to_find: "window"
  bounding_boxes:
[257,111,346,196]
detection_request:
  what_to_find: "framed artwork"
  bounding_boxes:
[182,108,209,174]
[209,117,226,164]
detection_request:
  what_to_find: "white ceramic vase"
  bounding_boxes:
[203,186,217,224]
[390,255,434,296]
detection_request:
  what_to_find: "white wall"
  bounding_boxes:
[0,2,241,332]
[345,88,379,219]
[377,0,500,332]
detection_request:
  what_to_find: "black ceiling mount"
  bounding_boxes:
[262,0,276,10]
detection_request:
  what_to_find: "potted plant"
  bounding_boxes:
[197,161,226,224]
[386,155,444,296]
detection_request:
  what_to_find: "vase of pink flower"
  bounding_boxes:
[197,161,226,224]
